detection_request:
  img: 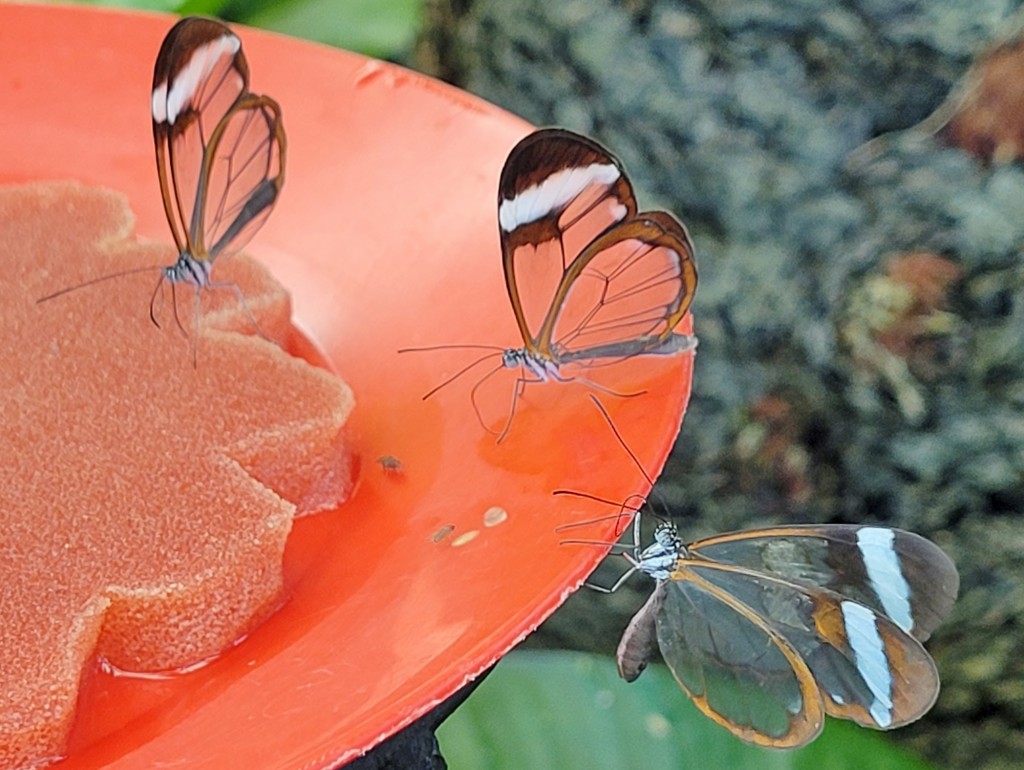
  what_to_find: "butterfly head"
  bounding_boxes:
[633,521,683,580]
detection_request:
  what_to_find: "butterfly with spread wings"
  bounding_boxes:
[610,517,959,748]
[403,128,698,440]
[558,397,958,748]
[40,16,285,359]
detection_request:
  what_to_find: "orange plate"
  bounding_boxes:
[0,5,694,768]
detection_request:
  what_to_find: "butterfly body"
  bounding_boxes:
[146,19,284,355]
[615,583,664,683]
[501,329,697,380]
[617,520,958,748]
[630,521,682,580]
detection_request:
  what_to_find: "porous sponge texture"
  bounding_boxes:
[0,181,355,767]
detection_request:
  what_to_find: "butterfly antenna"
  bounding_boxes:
[553,489,646,511]
[591,394,677,527]
[551,396,665,545]
[420,351,504,401]
[557,535,634,553]
[552,491,645,533]
[36,263,167,303]
[555,395,674,557]
[398,343,506,353]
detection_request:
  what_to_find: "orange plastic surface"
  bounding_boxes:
[0,5,695,769]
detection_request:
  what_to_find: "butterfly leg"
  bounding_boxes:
[582,527,647,593]
[169,281,190,341]
[554,534,643,593]
[495,370,546,443]
[467,362,511,438]
[585,547,644,593]
[148,273,167,329]
[189,285,202,368]
[601,561,644,594]
[207,279,268,342]
[553,370,648,401]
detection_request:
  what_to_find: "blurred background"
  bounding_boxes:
[66,1,1024,767]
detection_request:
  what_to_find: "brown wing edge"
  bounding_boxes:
[538,209,697,358]
[197,94,286,260]
[660,566,825,748]
[499,129,638,351]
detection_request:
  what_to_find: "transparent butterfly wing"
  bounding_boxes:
[196,93,285,260]
[152,17,250,258]
[666,562,941,739]
[688,525,959,642]
[498,129,637,353]
[549,211,697,365]
[656,566,824,748]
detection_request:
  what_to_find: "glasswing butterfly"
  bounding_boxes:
[611,517,958,748]
[559,398,959,749]
[402,128,698,440]
[39,16,285,361]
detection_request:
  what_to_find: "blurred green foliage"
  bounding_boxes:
[225,0,422,59]
[439,650,937,770]
[65,0,423,59]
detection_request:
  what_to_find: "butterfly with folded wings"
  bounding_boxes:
[403,128,698,440]
[40,16,285,359]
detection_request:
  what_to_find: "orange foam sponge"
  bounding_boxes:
[0,181,356,768]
